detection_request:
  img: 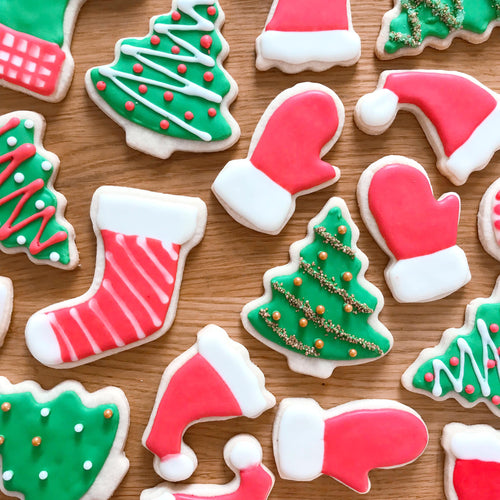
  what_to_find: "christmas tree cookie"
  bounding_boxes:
[402,276,500,417]
[86,0,239,159]
[0,377,129,500]
[0,0,88,101]
[242,198,393,379]
[376,0,500,59]
[0,111,78,269]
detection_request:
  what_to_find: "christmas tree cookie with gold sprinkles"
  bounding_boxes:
[0,377,129,500]
[241,197,393,379]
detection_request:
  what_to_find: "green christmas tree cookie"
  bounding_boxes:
[376,0,500,59]
[402,277,500,417]
[0,111,78,269]
[85,0,239,159]
[242,198,393,379]
[0,377,129,500]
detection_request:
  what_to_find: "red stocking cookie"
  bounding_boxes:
[357,156,470,303]
[478,177,500,262]
[25,186,207,368]
[255,0,361,73]
[142,325,275,482]
[355,70,500,185]
[212,83,343,235]
[442,423,500,500]
[141,435,275,500]
[273,398,428,494]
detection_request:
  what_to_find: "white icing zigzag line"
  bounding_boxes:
[432,319,500,398]
[97,0,221,141]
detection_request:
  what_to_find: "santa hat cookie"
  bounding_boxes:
[212,83,343,235]
[0,0,88,101]
[255,0,361,73]
[355,70,500,186]
[442,423,500,500]
[478,177,500,262]
[25,186,207,368]
[141,435,275,500]
[273,398,429,494]
[142,325,276,482]
[357,156,470,303]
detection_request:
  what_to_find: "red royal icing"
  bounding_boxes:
[453,459,500,500]
[367,163,459,260]
[250,90,339,194]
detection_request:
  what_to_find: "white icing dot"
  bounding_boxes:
[39,470,48,480]
[49,252,60,262]
[83,460,93,471]
[41,161,52,171]
[24,120,34,129]
[13,173,24,183]
[2,470,13,481]
[6,137,17,147]
[40,408,50,417]
[35,200,45,210]
[16,235,26,245]
[74,423,84,433]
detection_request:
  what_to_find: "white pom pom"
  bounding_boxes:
[227,435,263,470]
[158,453,195,482]
[356,89,399,131]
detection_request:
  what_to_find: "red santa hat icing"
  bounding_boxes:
[355,70,500,185]
[140,435,275,500]
[357,156,470,303]
[274,398,428,494]
[212,83,343,235]
[143,325,275,482]
[256,0,361,71]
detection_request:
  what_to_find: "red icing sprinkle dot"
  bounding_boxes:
[488,359,497,369]
[150,35,161,45]
[204,71,214,82]
[133,63,143,74]
[177,64,187,74]
[96,81,106,91]
[424,373,434,383]
[496,191,500,200]
[449,357,459,367]
[208,108,217,117]
[160,120,170,130]
[495,220,500,230]
[185,111,194,121]
[491,323,499,333]
[125,101,135,111]
[200,35,213,49]
[207,6,216,15]
[139,84,148,94]
[495,205,500,216]
[493,395,500,405]
[164,91,174,102]
[171,45,180,54]
[172,11,181,21]
[498,346,500,355]
[465,385,475,394]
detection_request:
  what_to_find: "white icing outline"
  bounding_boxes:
[478,176,500,262]
[0,277,13,348]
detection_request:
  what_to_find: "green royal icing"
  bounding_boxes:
[89,2,234,143]
[413,303,500,405]
[385,0,500,54]
[247,207,392,361]
[0,391,119,500]
[0,118,70,265]
[0,0,71,46]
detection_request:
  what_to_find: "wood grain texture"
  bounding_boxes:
[0,0,500,498]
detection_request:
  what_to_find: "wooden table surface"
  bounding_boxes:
[1,0,500,498]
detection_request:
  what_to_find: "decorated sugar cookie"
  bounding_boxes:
[141,435,275,500]
[0,0,87,101]
[402,276,500,417]
[25,186,207,368]
[376,1,500,60]
[142,325,275,482]
[0,376,129,500]
[212,83,344,235]
[478,177,500,262]
[273,398,429,494]
[0,277,13,347]
[241,197,393,379]
[0,111,78,269]
[255,0,361,73]
[355,70,500,186]
[86,0,239,159]
[442,423,500,500]
[357,156,470,303]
